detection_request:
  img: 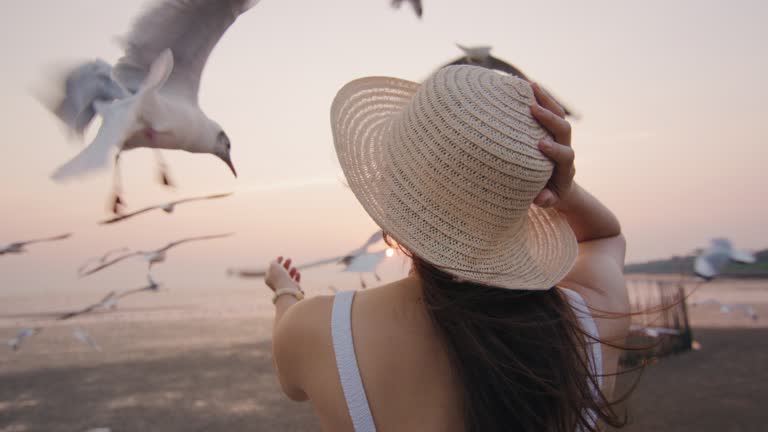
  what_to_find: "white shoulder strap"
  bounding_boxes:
[331,291,377,432]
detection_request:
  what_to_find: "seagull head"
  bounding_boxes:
[213,131,237,178]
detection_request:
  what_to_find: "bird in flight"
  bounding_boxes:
[79,233,233,277]
[1,233,72,256]
[43,0,258,213]
[99,192,232,224]
[9,275,161,352]
[443,44,577,117]
[229,230,392,288]
[693,238,756,280]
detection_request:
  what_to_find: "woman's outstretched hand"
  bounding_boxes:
[530,82,575,209]
[265,256,302,292]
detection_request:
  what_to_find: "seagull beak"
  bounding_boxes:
[218,152,237,178]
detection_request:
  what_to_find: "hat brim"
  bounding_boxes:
[331,75,577,290]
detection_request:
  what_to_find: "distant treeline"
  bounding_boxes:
[625,249,768,278]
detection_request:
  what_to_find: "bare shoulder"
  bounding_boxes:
[272,295,336,400]
[559,234,630,340]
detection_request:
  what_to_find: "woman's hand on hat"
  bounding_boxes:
[530,82,575,209]
[265,256,301,292]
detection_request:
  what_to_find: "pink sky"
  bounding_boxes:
[0,0,766,294]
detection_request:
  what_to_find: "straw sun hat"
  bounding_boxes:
[331,65,577,290]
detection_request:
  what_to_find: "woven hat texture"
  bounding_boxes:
[331,65,577,290]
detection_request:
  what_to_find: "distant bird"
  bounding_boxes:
[443,44,576,117]
[693,238,756,280]
[0,233,72,256]
[691,298,758,321]
[99,192,232,224]
[57,274,159,320]
[7,327,42,351]
[79,233,233,277]
[72,327,102,351]
[44,0,258,213]
[227,230,385,281]
[629,324,681,338]
[12,275,160,354]
[57,291,121,321]
[391,0,422,18]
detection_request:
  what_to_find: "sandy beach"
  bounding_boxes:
[2,276,767,431]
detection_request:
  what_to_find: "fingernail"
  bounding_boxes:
[538,139,551,150]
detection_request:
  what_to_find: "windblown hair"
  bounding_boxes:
[407,252,628,432]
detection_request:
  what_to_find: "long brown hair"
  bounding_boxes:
[408,253,628,431]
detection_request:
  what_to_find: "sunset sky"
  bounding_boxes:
[1,0,766,295]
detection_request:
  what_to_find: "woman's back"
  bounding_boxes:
[273,257,629,431]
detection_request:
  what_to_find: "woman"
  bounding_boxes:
[265,66,630,431]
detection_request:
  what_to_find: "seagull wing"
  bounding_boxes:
[51,98,140,181]
[299,256,346,270]
[99,205,161,224]
[343,230,385,257]
[116,284,154,300]
[729,249,757,264]
[49,59,127,135]
[171,192,233,206]
[79,251,142,277]
[158,232,234,252]
[228,255,343,278]
[360,230,384,250]
[343,250,387,273]
[113,0,258,103]
[17,232,72,247]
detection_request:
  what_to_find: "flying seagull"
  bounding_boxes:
[391,0,423,18]
[693,238,756,280]
[443,44,576,117]
[45,0,258,213]
[57,274,160,321]
[1,233,72,256]
[7,328,43,351]
[79,233,233,277]
[228,230,384,278]
[11,275,160,354]
[342,249,391,289]
[57,291,121,321]
[228,230,392,289]
[99,192,232,224]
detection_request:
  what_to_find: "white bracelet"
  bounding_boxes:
[272,287,305,304]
